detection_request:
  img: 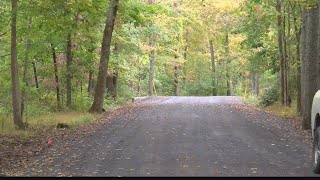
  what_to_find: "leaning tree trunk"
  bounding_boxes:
[301,3,320,130]
[209,39,217,96]
[11,0,24,129]
[89,0,119,113]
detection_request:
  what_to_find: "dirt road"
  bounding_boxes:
[7,96,319,176]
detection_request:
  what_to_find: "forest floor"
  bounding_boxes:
[1,96,319,176]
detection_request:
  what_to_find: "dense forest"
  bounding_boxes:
[0,0,320,133]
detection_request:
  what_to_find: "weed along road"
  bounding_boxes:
[11,96,319,176]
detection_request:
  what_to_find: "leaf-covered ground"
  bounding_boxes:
[1,96,318,176]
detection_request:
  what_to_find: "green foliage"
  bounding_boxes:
[259,85,279,107]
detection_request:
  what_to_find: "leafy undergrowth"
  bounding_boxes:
[0,101,133,176]
[0,112,98,138]
[261,102,298,119]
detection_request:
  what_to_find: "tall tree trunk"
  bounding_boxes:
[89,0,119,113]
[66,34,72,108]
[51,43,61,109]
[11,0,24,129]
[209,39,217,96]
[292,3,302,114]
[225,32,231,96]
[251,73,255,94]
[148,0,155,96]
[138,65,141,96]
[276,0,285,105]
[148,36,155,96]
[282,4,289,107]
[88,71,92,93]
[174,64,179,96]
[21,17,32,119]
[286,3,292,107]
[182,29,189,90]
[32,61,39,89]
[254,73,259,96]
[301,3,320,129]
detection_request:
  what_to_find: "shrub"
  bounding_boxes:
[259,86,279,106]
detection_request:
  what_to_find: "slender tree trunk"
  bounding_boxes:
[11,0,24,129]
[148,36,155,96]
[292,3,302,114]
[251,73,255,94]
[138,65,141,96]
[21,17,32,119]
[225,32,231,96]
[254,73,259,96]
[286,3,292,107]
[88,70,93,95]
[148,0,156,96]
[32,61,39,89]
[276,0,285,105]
[89,0,119,113]
[182,29,189,90]
[174,64,179,96]
[66,34,72,108]
[51,43,61,109]
[209,39,217,96]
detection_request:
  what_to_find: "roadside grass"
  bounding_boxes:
[243,94,260,105]
[0,99,131,138]
[243,94,299,118]
[261,100,299,119]
[0,112,98,138]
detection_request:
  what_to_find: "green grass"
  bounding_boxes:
[243,94,260,105]
[0,112,99,137]
[261,100,299,119]
[0,98,132,138]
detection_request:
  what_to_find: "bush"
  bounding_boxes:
[259,86,279,106]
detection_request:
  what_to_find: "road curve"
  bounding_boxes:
[11,96,319,176]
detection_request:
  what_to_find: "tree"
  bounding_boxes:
[10,0,24,129]
[300,2,320,129]
[89,0,119,113]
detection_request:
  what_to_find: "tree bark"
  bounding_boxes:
[88,70,93,95]
[174,64,179,96]
[182,29,189,90]
[276,0,285,105]
[21,17,32,119]
[148,35,155,96]
[225,32,231,96]
[286,3,291,107]
[254,73,259,96]
[66,34,72,108]
[138,64,141,96]
[32,61,39,89]
[11,0,24,129]
[292,3,302,114]
[89,0,119,113]
[209,39,217,96]
[301,3,320,129]
[51,43,61,109]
